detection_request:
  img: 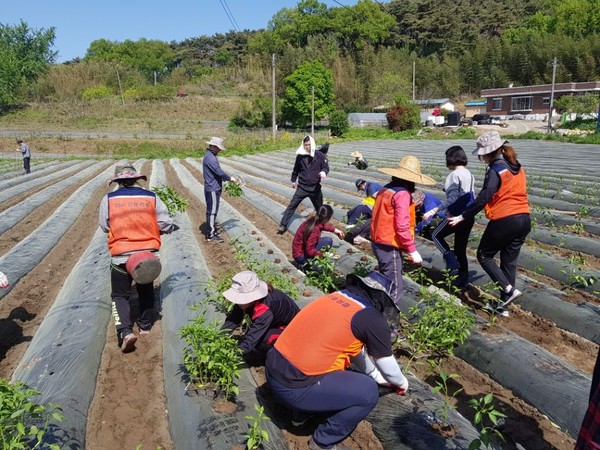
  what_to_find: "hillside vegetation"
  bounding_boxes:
[1,0,599,135]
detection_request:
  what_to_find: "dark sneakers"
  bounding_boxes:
[277,224,287,235]
[206,234,224,243]
[121,333,137,352]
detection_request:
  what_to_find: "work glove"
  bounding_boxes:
[333,228,345,238]
[448,215,465,226]
[408,251,423,264]
[423,207,439,221]
[319,171,326,180]
[229,176,237,183]
[0,271,9,288]
[291,182,297,189]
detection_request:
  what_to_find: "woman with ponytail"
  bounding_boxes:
[448,131,531,316]
[292,205,344,270]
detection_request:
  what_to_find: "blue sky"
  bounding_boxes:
[2,0,358,63]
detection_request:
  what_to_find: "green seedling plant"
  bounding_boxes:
[352,258,373,277]
[204,268,239,313]
[180,311,242,400]
[404,290,476,368]
[232,239,300,299]
[305,248,338,293]
[468,393,507,449]
[0,378,63,450]
[224,179,243,197]
[152,184,188,216]
[244,404,270,450]
[431,370,463,424]
[437,269,460,296]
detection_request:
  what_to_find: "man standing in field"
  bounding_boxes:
[16,140,31,174]
[202,137,235,243]
[277,135,329,234]
[99,163,176,352]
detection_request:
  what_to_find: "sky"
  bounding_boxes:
[2,0,358,63]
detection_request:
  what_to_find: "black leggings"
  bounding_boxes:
[431,217,475,274]
[477,214,531,292]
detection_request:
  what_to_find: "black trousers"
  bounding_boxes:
[280,184,323,228]
[110,263,155,337]
[477,213,531,292]
[431,217,475,274]
[23,157,31,174]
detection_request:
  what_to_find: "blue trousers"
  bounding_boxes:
[204,189,222,238]
[266,370,378,448]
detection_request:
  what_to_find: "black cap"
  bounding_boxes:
[355,179,366,191]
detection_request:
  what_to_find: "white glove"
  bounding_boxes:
[291,182,297,189]
[423,208,438,221]
[0,271,9,288]
[408,251,423,264]
[319,171,326,179]
[448,215,465,226]
[229,176,237,183]
[334,228,344,238]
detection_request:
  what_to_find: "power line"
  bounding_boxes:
[219,0,240,32]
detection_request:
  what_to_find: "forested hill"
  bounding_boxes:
[3,0,600,114]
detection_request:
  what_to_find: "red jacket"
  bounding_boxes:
[292,221,335,259]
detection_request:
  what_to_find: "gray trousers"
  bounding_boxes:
[371,242,404,305]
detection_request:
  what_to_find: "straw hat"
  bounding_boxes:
[378,155,436,185]
[351,151,363,158]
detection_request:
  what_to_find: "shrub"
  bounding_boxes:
[123,85,175,101]
[229,96,275,129]
[81,85,113,100]
[386,95,421,132]
[329,109,349,137]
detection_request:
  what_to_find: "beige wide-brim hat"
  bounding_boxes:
[378,155,436,185]
[223,271,268,305]
[206,137,226,151]
[351,151,363,158]
[473,130,508,156]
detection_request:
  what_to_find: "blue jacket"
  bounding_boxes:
[202,149,231,192]
[415,193,445,234]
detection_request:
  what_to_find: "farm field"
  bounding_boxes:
[0,137,599,450]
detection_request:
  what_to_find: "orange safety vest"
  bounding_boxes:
[484,165,530,220]
[274,292,366,375]
[370,187,416,250]
[107,187,161,256]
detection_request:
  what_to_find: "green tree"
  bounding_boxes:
[329,109,349,137]
[0,20,56,111]
[85,38,175,81]
[282,59,334,128]
[554,93,600,120]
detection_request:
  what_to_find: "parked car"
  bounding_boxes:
[510,113,525,120]
[471,114,492,125]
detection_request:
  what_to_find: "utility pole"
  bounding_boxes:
[412,61,416,102]
[115,67,125,106]
[311,85,315,136]
[272,54,276,138]
[548,57,557,133]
